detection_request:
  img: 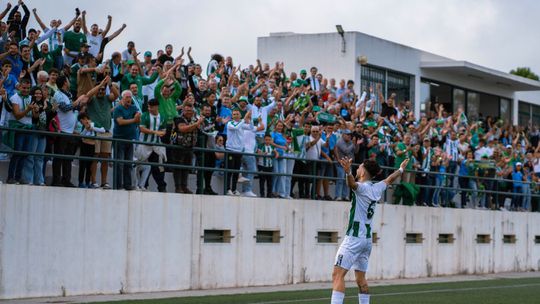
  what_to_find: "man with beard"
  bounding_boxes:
[63,15,87,65]
[85,76,118,189]
[196,103,219,195]
[7,0,29,42]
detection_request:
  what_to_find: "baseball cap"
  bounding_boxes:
[144,51,152,57]
[506,145,512,149]
[516,162,522,167]
[238,96,248,103]
[342,129,352,135]
[300,69,307,74]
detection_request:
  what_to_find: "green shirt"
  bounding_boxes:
[34,46,63,72]
[155,79,182,125]
[63,30,86,52]
[395,142,412,169]
[86,96,113,130]
[121,72,159,99]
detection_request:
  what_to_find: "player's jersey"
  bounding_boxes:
[345,181,387,239]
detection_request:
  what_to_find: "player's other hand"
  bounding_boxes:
[400,158,409,171]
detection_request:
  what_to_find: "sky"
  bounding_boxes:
[21,0,540,75]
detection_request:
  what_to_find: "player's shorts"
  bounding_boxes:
[94,132,112,154]
[334,235,372,272]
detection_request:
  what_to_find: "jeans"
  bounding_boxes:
[511,186,523,210]
[459,177,471,208]
[22,135,46,185]
[523,183,531,211]
[8,131,34,182]
[468,179,478,208]
[114,141,134,189]
[241,155,257,193]
[432,177,448,206]
[272,157,286,197]
[335,164,349,199]
[284,158,295,197]
[136,164,151,188]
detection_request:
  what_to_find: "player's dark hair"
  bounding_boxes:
[363,160,381,179]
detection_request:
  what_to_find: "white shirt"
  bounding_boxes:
[226,120,253,152]
[0,96,14,126]
[474,146,490,161]
[346,181,387,238]
[242,127,257,153]
[305,136,325,160]
[10,93,32,125]
[86,33,103,57]
[53,90,77,134]
[251,99,276,136]
[122,49,134,62]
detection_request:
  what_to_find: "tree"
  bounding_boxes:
[509,67,539,81]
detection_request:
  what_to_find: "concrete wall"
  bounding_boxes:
[1,184,540,299]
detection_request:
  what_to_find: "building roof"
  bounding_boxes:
[421,60,540,91]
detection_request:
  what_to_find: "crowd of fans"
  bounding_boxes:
[0,1,539,211]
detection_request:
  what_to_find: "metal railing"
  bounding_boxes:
[1,126,539,206]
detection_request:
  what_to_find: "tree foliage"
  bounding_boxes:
[509,67,539,81]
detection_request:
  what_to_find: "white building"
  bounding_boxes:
[258,31,540,126]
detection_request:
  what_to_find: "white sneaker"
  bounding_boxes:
[237,176,250,183]
[233,190,241,196]
[227,190,234,196]
[242,191,257,197]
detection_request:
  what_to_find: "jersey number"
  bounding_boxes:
[366,201,376,238]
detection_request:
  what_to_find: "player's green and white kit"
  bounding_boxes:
[334,180,387,272]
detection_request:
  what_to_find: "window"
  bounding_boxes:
[405,233,423,244]
[518,101,540,127]
[438,234,455,244]
[476,234,491,244]
[503,234,516,244]
[317,231,339,243]
[361,66,412,113]
[453,88,465,114]
[255,230,281,243]
[535,236,540,244]
[387,71,411,104]
[518,101,530,126]
[420,81,431,116]
[467,92,480,120]
[499,98,511,122]
[203,230,233,243]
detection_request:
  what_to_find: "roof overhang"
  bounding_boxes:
[420,61,540,91]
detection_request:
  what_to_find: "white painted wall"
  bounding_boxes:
[1,184,540,299]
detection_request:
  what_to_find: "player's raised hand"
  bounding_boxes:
[399,158,410,171]
[339,157,352,172]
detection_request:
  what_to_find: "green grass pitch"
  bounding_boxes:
[86,277,540,304]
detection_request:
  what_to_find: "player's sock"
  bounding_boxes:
[331,290,345,304]
[359,293,370,304]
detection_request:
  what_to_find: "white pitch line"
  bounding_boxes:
[248,282,540,304]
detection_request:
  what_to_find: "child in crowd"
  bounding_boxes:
[77,113,105,188]
[257,134,278,198]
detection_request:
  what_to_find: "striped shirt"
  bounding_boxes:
[139,112,162,144]
[346,181,387,238]
[445,137,459,162]
[258,144,274,167]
